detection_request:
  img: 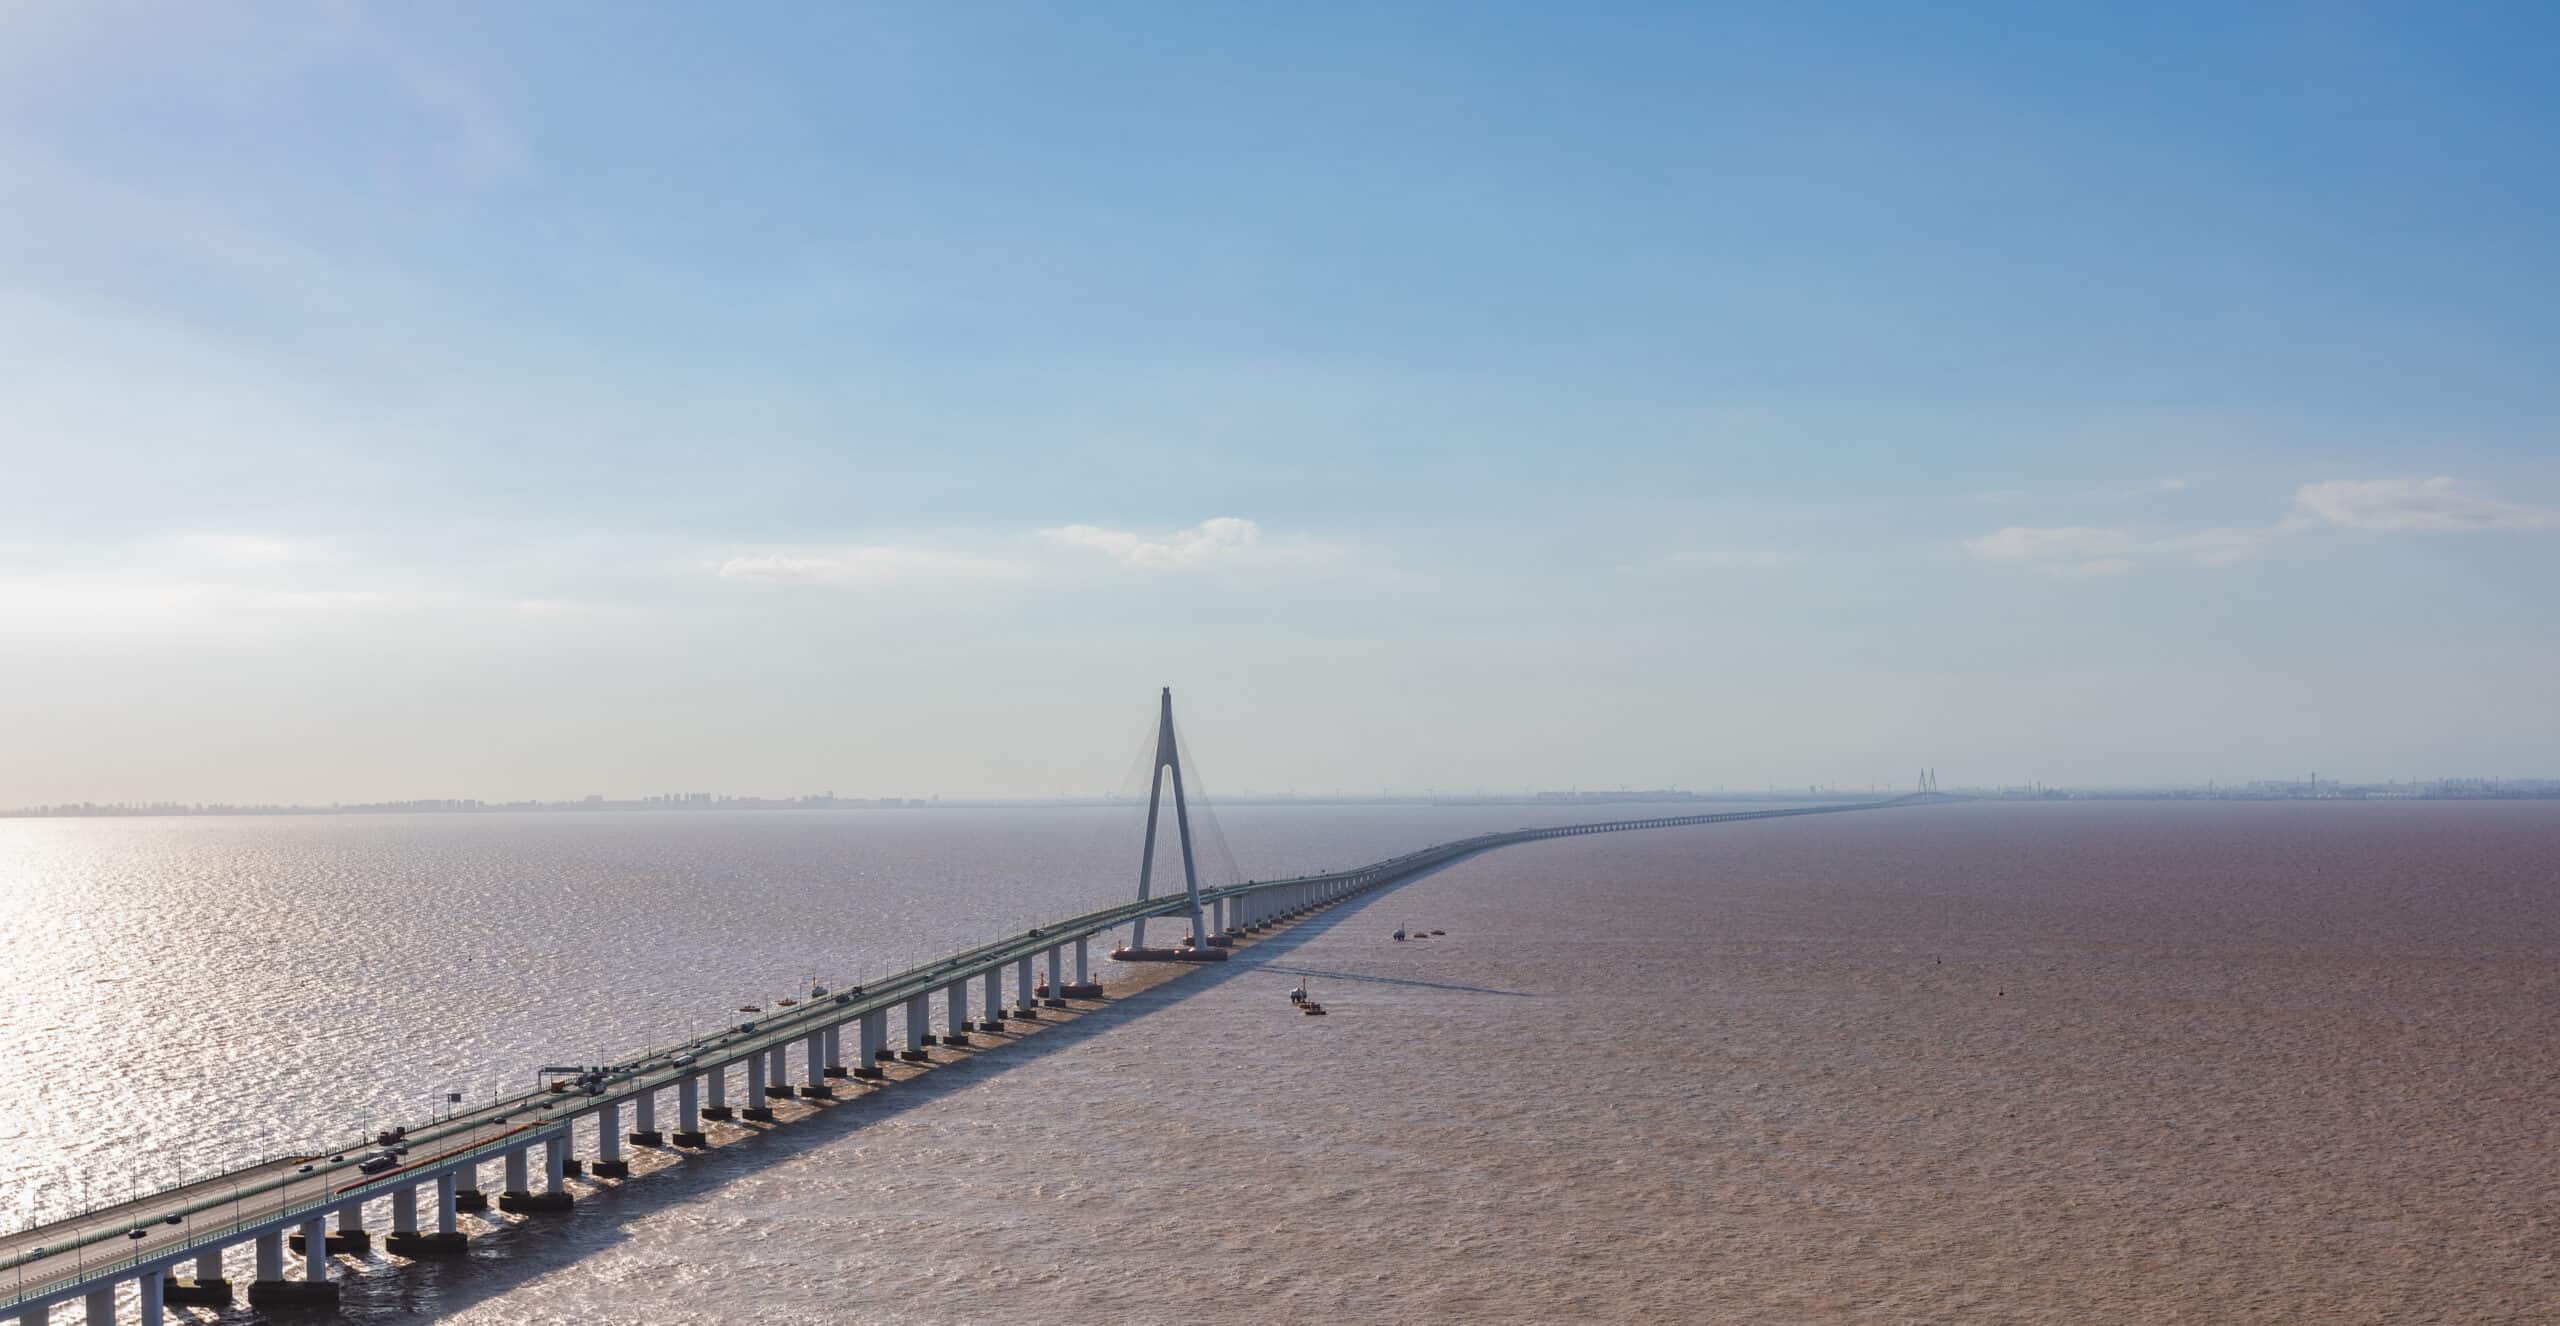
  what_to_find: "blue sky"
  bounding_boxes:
[2,2,2555,803]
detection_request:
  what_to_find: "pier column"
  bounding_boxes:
[901,994,931,1059]
[543,1132,569,1193]
[504,1145,529,1195]
[83,1288,111,1326]
[764,1046,790,1098]
[824,1024,847,1075]
[337,1200,366,1241]
[138,1266,165,1326]
[1075,936,1090,984]
[704,1061,732,1119]
[743,1054,775,1121]
[453,1157,485,1210]
[437,1172,460,1233]
[195,1248,223,1283]
[593,1101,627,1178]
[982,968,1004,1027]
[1043,946,1065,1006]
[256,1231,284,1281]
[1014,955,1038,1015]
[798,1030,830,1097]
[943,981,972,1045]
[392,1184,419,1234]
[631,1087,662,1145]
[675,1074,706,1146]
[855,1010,886,1078]
[302,1218,327,1280]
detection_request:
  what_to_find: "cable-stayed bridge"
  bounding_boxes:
[1,690,1952,1324]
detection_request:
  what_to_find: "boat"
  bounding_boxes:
[1392,927,1407,942]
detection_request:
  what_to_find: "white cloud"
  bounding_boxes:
[1965,475,2551,576]
[1960,524,2272,575]
[2293,477,2555,533]
[712,517,1349,589]
[712,546,1021,587]
[1659,548,1802,570]
[1040,516,1270,569]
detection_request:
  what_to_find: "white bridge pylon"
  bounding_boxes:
[1117,686,1215,959]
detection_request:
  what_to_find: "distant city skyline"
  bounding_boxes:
[3,4,2555,804]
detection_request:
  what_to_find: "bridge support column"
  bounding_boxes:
[1043,945,1066,1005]
[630,1087,662,1146]
[545,1132,571,1191]
[387,1171,467,1255]
[171,1244,232,1302]
[742,1054,775,1122]
[593,1101,629,1178]
[981,967,1005,1028]
[498,1138,573,1213]
[900,994,932,1060]
[1076,937,1090,984]
[703,1062,733,1119]
[245,1218,339,1305]
[84,1287,112,1326]
[134,1266,165,1326]
[674,1074,707,1146]
[798,1031,831,1097]
[453,1158,486,1211]
[764,1046,791,1099]
[1013,955,1039,1016]
[943,981,972,1044]
[854,1011,886,1078]
[824,1024,848,1075]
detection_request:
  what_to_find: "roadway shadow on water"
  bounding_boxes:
[212,868,1468,1323]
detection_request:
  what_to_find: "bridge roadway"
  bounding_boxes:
[0,794,1945,1323]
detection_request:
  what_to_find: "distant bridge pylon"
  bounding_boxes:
[1112,688,1225,962]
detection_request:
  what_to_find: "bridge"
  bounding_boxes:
[1,690,1951,1324]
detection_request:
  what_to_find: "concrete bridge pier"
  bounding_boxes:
[674,1074,708,1146]
[1058,934,1102,998]
[453,1157,487,1211]
[979,968,1005,1029]
[854,1010,887,1078]
[381,1170,469,1255]
[248,1219,337,1306]
[942,981,973,1044]
[763,1046,791,1099]
[702,1061,734,1120]
[1013,955,1040,1017]
[900,994,932,1060]
[499,1138,573,1213]
[166,1244,233,1304]
[136,1267,164,1326]
[592,1101,629,1179]
[83,1286,111,1326]
[797,1031,831,1098]
[824,1023,850,1075]
[1042,945,1066,1005]
[742,1054,776,1122]
[630,1087,663,1147]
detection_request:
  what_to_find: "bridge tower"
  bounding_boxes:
[1112,687,1222,962]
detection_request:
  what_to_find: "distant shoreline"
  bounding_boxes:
[5,784,2557,822]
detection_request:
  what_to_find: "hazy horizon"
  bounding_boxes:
[6,4,2556,805]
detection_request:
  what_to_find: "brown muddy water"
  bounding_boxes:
[5,800,2553,1322]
